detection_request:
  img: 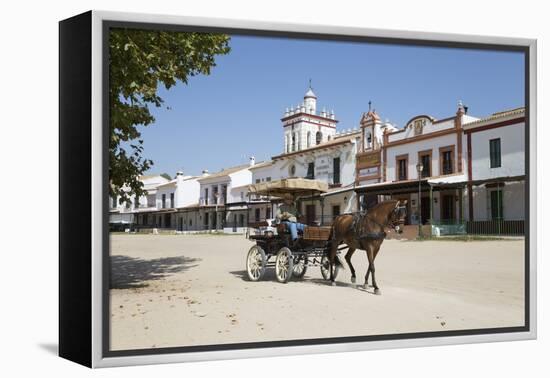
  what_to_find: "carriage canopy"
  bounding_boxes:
[248,178,328,198]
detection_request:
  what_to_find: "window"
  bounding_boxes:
[162,194,166,209]
[266,207,271,219]
[490,190,503,220]
[222,185,227,204]
[290,165,296,176]
[332,205,340,218]
[316,131,322,145]
[333,157,341,184]
[204,188,209,205]
[440,146,454,175]
[170,193,174,208]
[306,162,315,179]
[255,178,260,183]
[307,132,311,147]
[366,131,372,148]
[490,138,501,168]
[240,191,244,200]
[286,135,289,153]
[111,197,117,208]
[397,156,408,181]
[266,177,271,182]
[292,132,296,151]
[239,214,245,227]
[255,208,261,222]
[419,152,431,178]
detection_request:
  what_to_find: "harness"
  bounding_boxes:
[351,212,387,240]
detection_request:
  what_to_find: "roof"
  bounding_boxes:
[428,173,467,186]
[156,175,198,188]
[464,107,525,128]
[248,178,328,197]
[197,164,251,182]
[248,161,273,170]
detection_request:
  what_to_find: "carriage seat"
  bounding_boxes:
[303,226,332,241]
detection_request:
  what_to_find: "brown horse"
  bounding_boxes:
[327,200,407,294]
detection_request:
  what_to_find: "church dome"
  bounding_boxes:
[304,87,317,99]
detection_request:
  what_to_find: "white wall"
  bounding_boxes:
[156,183,176,209]
[175,176,200,208]
[470,122,525,180]
[386,133,459,181]
[472,182,525,221]
[273,139,357,186]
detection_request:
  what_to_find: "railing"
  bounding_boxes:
[430,219,525,236]
[199,197,226,206]
[138,203,156,208]
[466,220,524,236]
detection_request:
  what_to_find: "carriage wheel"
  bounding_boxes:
[292,256,308,279]
[320,255,339,281]
[275,247,294,283]
[246,245,267,281]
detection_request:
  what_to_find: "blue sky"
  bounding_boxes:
[137,34,525,177]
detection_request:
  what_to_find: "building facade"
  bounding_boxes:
[110,86,526,237]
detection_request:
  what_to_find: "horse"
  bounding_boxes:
[327,200,407,294]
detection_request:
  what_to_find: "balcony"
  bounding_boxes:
[200,196,226,206]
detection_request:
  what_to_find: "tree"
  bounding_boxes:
[109,28,230,204]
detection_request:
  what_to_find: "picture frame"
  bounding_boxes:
[59,10,537,368]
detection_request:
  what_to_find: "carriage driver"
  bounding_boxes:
[276,193,306,242]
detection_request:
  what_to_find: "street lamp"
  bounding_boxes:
[416,162,424,238]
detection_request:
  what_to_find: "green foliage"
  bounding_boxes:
[109,28,230,203]
[160,173,172,181]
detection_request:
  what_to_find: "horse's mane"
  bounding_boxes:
[366,200,399,223]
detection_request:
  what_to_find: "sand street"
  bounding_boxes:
[109,234,524,351]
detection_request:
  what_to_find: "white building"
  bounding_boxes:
[463,107,525,231]
[109,174,169,229]
[144,171,202,230]
[109,86,526,238]
[354,103,525,236]
[355,102,480,228]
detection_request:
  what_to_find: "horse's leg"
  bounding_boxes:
[364,244,374,290]
[371,245,381,295]
[328,239,338,286]
[344,247,357,284]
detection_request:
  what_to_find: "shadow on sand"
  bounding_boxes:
[229,270,377,294]
[111,255,200,289]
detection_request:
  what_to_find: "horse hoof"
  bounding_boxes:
[374,289,381,295]
[350,277,356,284]
[362,284,368,290]
[331,281,336,287]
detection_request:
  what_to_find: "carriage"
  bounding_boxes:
[245,178,341,283]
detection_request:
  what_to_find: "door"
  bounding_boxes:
[441,195,455,222]
[421,197,430,224]
[305,204,316,225]
[204,212,209,229]
[233,214,237,232]
[490,190,503,220]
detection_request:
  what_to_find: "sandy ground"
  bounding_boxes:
[109,234,525,351]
